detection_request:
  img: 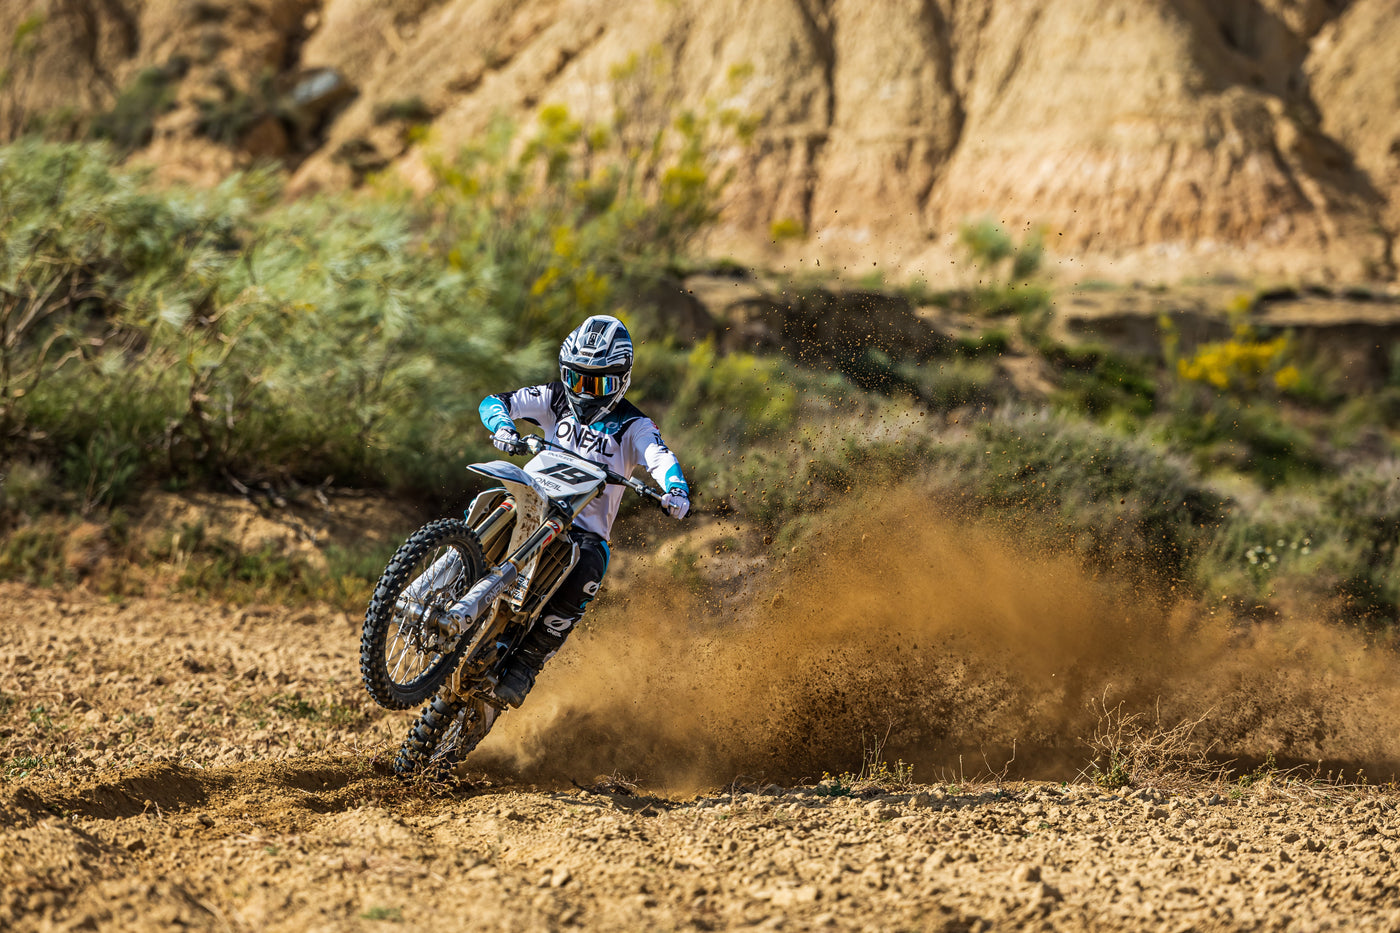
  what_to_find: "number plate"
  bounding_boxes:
[525,450,606,497]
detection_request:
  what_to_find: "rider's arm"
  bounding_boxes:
[479,394,515,433]
[635,420,688,495]
[479,385,559,434]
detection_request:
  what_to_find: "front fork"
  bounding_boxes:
[442,490,575,706]
[447,516,567,634]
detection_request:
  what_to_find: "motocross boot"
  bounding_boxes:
[496,625,568,708]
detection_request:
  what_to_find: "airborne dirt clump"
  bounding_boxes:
[4,490,1400,931]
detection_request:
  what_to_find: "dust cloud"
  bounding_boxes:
[481,490,1400,791]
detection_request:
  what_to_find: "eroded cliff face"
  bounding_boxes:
[1306,1,1400,267]
[3,0,1396,284]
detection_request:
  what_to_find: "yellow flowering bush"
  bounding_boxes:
[1175,318,1300,394]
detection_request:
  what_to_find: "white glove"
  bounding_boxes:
[492,425,522,453]
[661,488,690,520]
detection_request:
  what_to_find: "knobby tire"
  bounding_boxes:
[360,519,486,710]
[392,694,500,778]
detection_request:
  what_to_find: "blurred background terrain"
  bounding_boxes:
[4,0,1399,281]
[2,0,1400,785]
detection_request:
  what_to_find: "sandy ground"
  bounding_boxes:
[4,499,1400,932]
[4,752,1399,933]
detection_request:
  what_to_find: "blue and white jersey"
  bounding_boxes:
[479,383,687,540]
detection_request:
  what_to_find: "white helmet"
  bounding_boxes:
[558,315,632,424]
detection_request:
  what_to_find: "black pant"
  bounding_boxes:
[536,529,610,638]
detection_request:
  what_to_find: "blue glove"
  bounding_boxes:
[492,425,522,454]
[661,487,689,520]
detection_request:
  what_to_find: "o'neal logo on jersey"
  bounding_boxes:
[557,419,615,455]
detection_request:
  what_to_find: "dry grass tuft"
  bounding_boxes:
[1079,696,1228,792]
[1079,694,1400,802]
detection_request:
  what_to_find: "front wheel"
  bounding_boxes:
[392,694,501,778]
[360,519,486,709]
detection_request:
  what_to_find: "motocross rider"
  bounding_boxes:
[478,314,690,707]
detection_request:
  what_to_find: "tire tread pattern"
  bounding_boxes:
[392,695,495,777]
[360,519,485,710]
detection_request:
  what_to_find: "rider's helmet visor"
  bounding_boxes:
[561,366,623,397]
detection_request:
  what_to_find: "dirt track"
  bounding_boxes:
[5,752,1400,933]
[4,504,1400,931]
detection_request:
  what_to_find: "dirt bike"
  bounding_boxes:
[359,433,667,777]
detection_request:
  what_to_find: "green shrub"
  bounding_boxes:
[769,217,805,243]
[1162,395,1329,489]
[954,328,1011,357]
[936,413,1229,587]
[0,140,258,436]
[0,522,71,586]
[1189,466,1400,628]
[894,356,999,411]
[630,342,863,518]
[373,97,434,124]
[0,75,744,507]
[88,63,184,152]
[649,340,796,445]
[193,70,278,145]
[0,458,59,516]
[1321,466,1400,626]
[1194,493,1332,607]
[719,406,933,530]
[1045,343,1157,419]
[957,218,1051,330]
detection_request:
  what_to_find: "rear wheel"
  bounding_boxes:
[392,694,501,778]
[360,519,486,709]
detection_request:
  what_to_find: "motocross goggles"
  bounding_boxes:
[561,366,624,397]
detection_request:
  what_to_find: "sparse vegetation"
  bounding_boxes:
[1,50,1398,640]
[193,69,279,146]
[768,217,805,244]
[0,14,47,140]
[89,63,184,153]
[817,730,917,796]
[1081,699,1226,791]
[0,87,746,513]
[361,906,404,923]
[3,754,53,780]
[958,218,1052,331]
[372,97,433,125]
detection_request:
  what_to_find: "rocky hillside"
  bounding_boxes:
[2,0,1398,285]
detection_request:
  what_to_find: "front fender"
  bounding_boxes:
[469,460,533,487]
